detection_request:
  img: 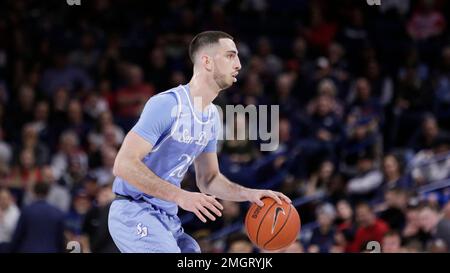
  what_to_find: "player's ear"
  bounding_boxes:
[201,55,213,71]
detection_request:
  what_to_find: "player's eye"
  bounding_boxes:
[228,54,234,59]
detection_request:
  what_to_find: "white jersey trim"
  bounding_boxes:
[150,88,182,153]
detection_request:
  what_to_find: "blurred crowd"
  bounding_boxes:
[0,0,450,253]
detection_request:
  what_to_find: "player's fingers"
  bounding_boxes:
[254,198,265,207]
[202,200,222,217]
[206,196,224,210]
[198,205,216,221]
[267,191,282,205]
[194,209,207,223]
[277,192,291,203]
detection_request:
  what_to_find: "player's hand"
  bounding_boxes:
[244,189,292,207]
[176,191,223,223]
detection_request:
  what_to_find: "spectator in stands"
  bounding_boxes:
[407,0,445,41]
[0,188,20,250]
[65,190,92,245]
[273,73,298,115]
[8,149,41,198]
[346,78,383,125]
[64,99,90,146]
[232,71,267,106]
[337,8,369,72]
[30,100,53,147]
[115,64,155,131]
[39,49,93,98]
[333,199,356,253]
[402,202,427,250]
[341,116,381,175]
[377,188,408,231]
[145,46,171,92]
[221,112,259,165]
[255,37,283,78]
[327,42,350,92]
[382,230,403,253]
[9,182,65,253]
[304,93,343,162]
[307,203,337,253]
[307,79,344,119]
[380,154,412,193]
[83,92,109,122]
[49,87,70,143]
[69,32,100,74]
[409,113,449,152]
[393,64,433,147]
[310,94,343,140]
[302,4,337,54]
[91,145,117,186]
[335,199,356,230]
[14,123,49,167]
[81,183,118,253]
[0,129,12,167]
[303,160,335,197]
[51,130,88,181]
[348,203,389,252]
[87,110,124,155]
[346,153,383,202]
[23,165,70,213]
[411,135,450,186]
[418,204,450,248]
[364,59,394,106]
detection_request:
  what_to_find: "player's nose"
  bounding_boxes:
[234,57,242,71]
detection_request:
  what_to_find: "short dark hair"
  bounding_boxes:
[189,31,234,62]
[34,182,50,198]
[355,202,372,212]
[383,230,401,239]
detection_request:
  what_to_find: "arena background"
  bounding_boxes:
[0,0,449,253]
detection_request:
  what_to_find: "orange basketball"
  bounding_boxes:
[245,197,301,251]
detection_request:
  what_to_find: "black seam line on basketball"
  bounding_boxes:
[264,205,292,248]
[256,200,277,247]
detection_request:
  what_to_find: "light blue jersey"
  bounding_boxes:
[112,84,221,215]
[109,84,220,253]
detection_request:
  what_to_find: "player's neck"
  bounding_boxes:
[188,74,219,111]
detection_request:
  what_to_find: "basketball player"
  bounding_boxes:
[108,31,291,253]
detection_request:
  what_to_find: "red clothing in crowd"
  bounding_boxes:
[115,83,155,118]
[348,218,389,252]
[304,22,337,53]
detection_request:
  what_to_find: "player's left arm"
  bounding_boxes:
[194,152,291,207]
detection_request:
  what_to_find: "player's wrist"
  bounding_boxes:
[172,188,188,206]
[240,188,254,202]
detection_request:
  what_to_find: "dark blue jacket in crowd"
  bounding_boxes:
[9,200,65,253]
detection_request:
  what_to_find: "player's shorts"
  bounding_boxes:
[108,195,201,253]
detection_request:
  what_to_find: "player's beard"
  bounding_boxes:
[213,64,232,90]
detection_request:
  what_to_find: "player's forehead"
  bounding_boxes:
[217,38,238,54]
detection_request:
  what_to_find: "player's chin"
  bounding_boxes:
[220,78,234,90]
[229,76,237,85]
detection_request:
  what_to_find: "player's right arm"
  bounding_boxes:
[113,132,222,222]
[113,131,182,205]
[112,94,222,223]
